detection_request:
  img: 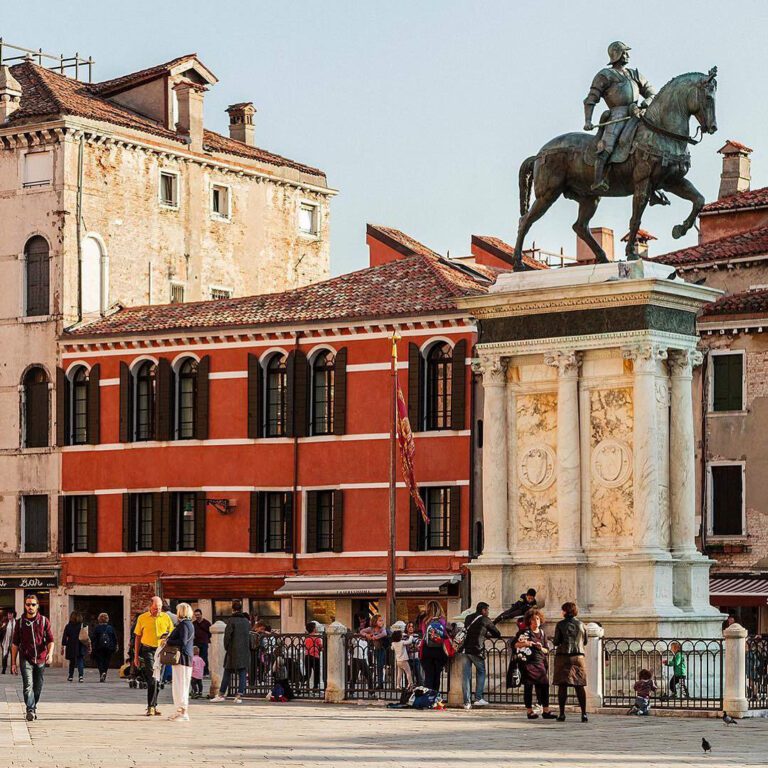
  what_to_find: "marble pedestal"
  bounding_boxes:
[463,261,724,637]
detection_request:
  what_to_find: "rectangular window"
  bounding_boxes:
[71,496,89,552]
[134,494,153,551]
[170,282,185,304]
[712,353,744,412]
[251,599,281,628]
[264,492,289,552]
[298,201,319,236]
[173,492,196,551]
[418,487,451,551]
[211,185,230,219]
[21,495,48,553]
[210,287,232,300]
[315,490,333,552]
[159,171,179,208]
[23,151,53,188]
[710,464,744,536]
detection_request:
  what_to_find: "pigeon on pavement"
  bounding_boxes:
[722,713,738,725]
[702,737,712,754]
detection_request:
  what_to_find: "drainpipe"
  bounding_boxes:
[291,331,303,573]
[75,133,85,323]
[466,351,477,610]
[699,352,709,554]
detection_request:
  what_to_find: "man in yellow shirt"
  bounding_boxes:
[133,596,174,716]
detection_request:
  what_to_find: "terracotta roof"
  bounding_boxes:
[367,224,441,259]
[8,62,326,179]
[700,287,768,319]
[472,235,548,270]
[718,139,753,154]
[652,225,768,267]
[90,54,202,95]
[701,186,768,214]
[65,254,488,338]
[621,228,657,242]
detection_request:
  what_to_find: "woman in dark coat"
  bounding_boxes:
[91,612,118,682]
[514,608,557,719]
[164,602,195,721]
[552,601,589,722]
[61,611,90,682]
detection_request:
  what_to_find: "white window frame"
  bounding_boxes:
[708,349,746,413]
[22,149,53,189]
[159,169,180,209]
[298,199,320,238]
[210,183,232,221]
[209,285,233,300]
[706,460,746,538]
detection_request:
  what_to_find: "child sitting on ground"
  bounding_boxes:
[628,668,656,715]
[190,645,205,698]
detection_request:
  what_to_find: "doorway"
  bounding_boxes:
[73,595,124,668]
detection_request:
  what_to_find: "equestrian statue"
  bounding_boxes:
[512,41,718,270]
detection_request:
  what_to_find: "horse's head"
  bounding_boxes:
[691,67,718,134]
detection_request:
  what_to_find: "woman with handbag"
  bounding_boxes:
[162,602,195,721]
[552,601,589,723]
[61,611,90,682]
[514,609,557,720]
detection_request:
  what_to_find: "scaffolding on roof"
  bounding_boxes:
[0,38,93,82]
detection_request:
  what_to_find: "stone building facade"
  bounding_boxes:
[0,53,333,618]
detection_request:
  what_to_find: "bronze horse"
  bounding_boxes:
[512,69,718,270]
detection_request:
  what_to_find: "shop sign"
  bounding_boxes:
[0,576,58,589]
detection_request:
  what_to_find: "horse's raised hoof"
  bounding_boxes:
[672,224,686,239]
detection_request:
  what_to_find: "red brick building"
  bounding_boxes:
[55,226,530,648]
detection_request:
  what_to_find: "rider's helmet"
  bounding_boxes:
[607,41,631,64]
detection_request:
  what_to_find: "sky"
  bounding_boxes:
[4,1,768,275]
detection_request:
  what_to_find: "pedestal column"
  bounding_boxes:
[545,350,582,556]
[668,348,703,556]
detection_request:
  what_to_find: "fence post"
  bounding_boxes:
[207,620,226,697]
[723,623,748,718]
[585,622,604,713]
[447,654,465,708]
[324,622,348,703]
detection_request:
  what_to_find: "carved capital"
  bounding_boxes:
[544,350,582,377]
[622,343,668,373]
[472,355,507,387]
[667,348,704,377]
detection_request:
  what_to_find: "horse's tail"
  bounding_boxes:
[519,155,536,216]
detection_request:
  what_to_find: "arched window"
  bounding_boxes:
[265,354,288,437]
[425,342,453,430]
[311,350,335,435]
[81,235,107,315]
[133,361,156,441]
[23,366,49,447]
[70,366,89,445]
[175,358,198,440]
[25,236,50,317]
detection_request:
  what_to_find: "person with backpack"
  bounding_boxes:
[62,611,91,683]
[92,612,118,682]
[419,600,448,692]
[10,594,54,722]
[461,601,501,710]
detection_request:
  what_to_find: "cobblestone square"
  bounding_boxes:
[0,669,764,767]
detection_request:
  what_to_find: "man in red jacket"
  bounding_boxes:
[11,594,54,721]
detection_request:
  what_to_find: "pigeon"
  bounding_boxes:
[722,713,738,725]
[702,737,712,754]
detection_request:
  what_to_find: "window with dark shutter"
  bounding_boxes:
[409,496,419,551]
[152,492,166,551]
[56,367,69,447]
[70,366,89,445]
[305,491,318,553]
[119,361,131,443]
[416,487,452,551]
[22,495,48,553]
[87,364,100,445]
[67,496,89,553]
[284,493,294,553]
[133,361,156,441]
[287,350,308,438]
[332,489,344,553]
[333,348,347,436]
[171,492,196,551]
[23,366,49,448]
[310,350,335,435]
[311,490,334,552]
[408,343,423,430]
[24,236,49,317]
[173,358,197,440]
[195,492,207,551]
[86,495,98,553]
[58,496,68,554]
[712,354,744,412]
[711,464,744,536]
[250,492,262,553]
[264,353,287,437]
[425,342,452,431]
[122,494,132,552]
[450,339,466,430]
[126,493,154,552]
[195,356,210,440]
[247,353,263,438]
[449,486,461,551]
[155,358,172,441]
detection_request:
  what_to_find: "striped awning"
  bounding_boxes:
[710,576,768,598]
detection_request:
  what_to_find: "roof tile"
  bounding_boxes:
[701,186,768,214]
[701,287,768,319]
[652,225,768,267]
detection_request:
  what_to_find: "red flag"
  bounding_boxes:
[396,382,429,524]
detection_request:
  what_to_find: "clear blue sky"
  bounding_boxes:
[4,1,768,274]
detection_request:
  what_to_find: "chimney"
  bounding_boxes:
[576,226,614,263]
[226,102,256,146]
[173,80,205,152]
[0,66,22,123]
[621,229,657,259]
[718,140,752,199]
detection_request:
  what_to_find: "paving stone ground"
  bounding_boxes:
[0,668,764,767]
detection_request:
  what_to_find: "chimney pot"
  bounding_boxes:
[226,102,256,146]
[718,140,752,199]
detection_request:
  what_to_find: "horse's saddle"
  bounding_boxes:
[583,111,640,167]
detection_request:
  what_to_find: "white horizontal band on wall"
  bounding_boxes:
[63,549,468,558]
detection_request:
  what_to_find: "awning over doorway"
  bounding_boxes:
[275,574,461,598]
[710,575,768,606]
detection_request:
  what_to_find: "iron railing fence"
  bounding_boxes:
[235,631,326,700]
[603,638,723,711]
[746,635,768,710]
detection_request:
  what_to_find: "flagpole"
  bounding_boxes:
[387,331,400,625]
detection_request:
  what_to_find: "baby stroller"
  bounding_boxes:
[119,654,147,689]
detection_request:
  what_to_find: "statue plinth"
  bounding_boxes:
[461,261,724,637]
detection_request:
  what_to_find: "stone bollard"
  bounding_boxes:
[584,622,605,713]
[447,654,466,708]
[723,622,748,718]
[208,620,227,697]
[324,622,348,703]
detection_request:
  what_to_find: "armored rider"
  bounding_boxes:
[583,41,656,192]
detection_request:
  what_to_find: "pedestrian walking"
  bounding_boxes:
[552,601,589,723]
[92,612,118,682]
[1,610,16,674]
[164,602,195,721]
[662,641,689,699]
[10,594,54,722]
[303,622,323,690]
[514,608,557,719]
[461,601,501,710]
[192,608,212,676]
[419,600,448,692]
[133,595,175,716]
[211,599,250,703]
[62,611,90,683]
[190,646,205,698]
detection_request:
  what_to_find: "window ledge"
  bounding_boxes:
[19,446,54,454]
[20,315,55,324]
[18,551,51,559]
[210,214,231,223]
[707,410,748,417]
[298,232,321,241]
[159,203,179,211]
